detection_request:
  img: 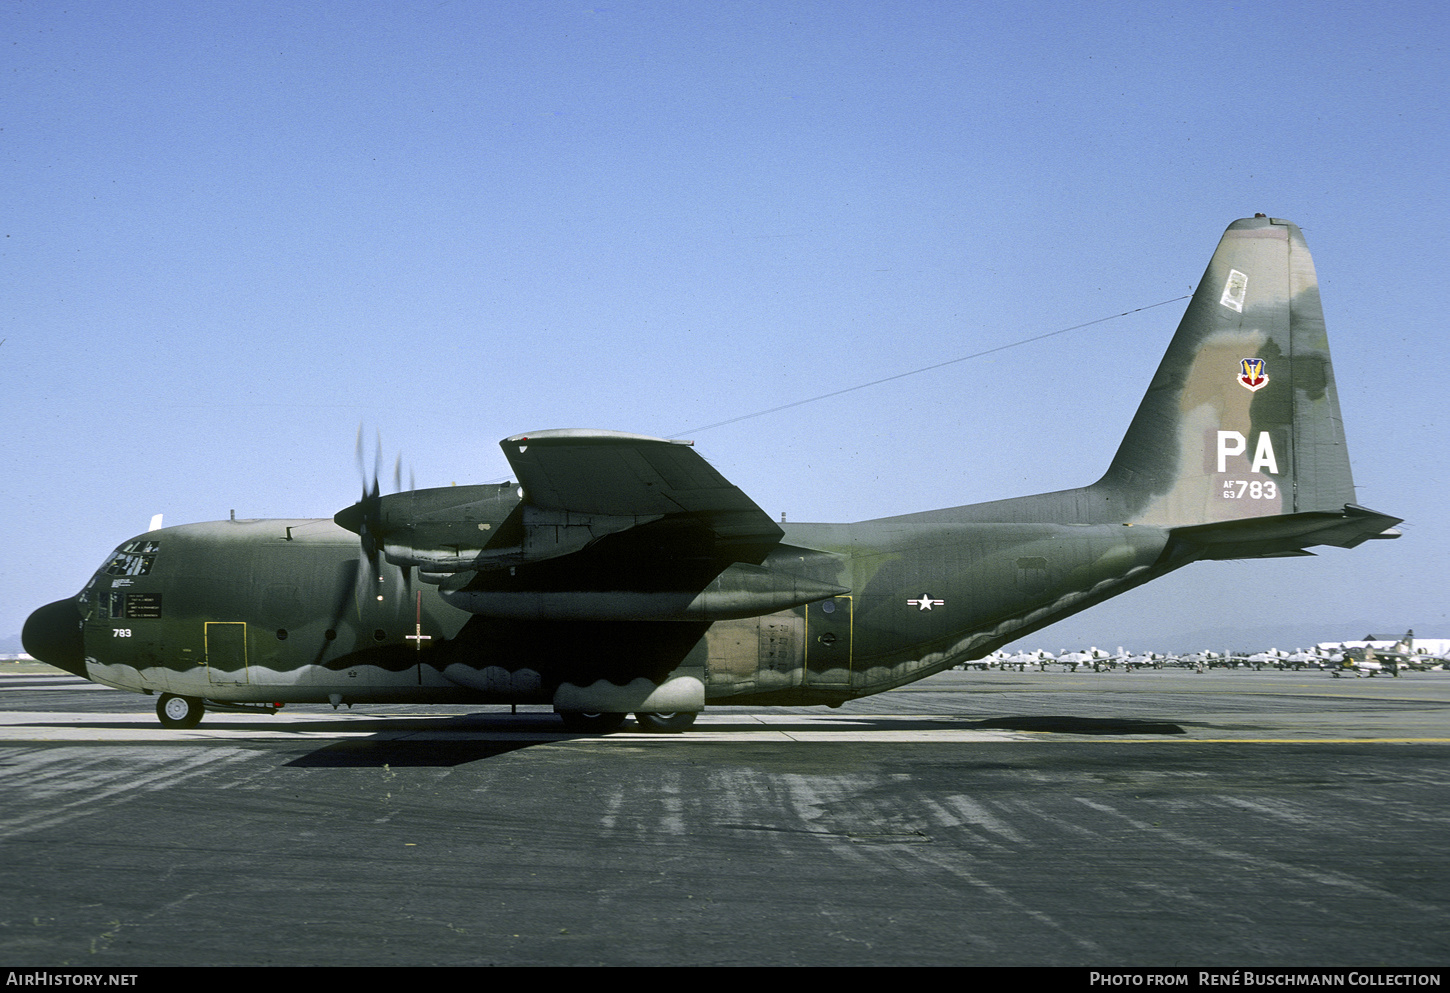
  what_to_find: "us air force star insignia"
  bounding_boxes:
[907,594,944,611]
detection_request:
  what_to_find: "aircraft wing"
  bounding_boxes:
[422,432,827,621]
[346,429,784,579]
[500,429,783,552]
[341,429,818,621]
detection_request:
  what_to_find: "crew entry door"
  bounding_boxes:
[205,621,249,685]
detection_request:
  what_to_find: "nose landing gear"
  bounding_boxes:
[156,693,204,729]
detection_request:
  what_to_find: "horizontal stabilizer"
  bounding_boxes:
[1169,504,1402,561]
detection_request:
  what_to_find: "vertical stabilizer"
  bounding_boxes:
[1102,216,1357,526]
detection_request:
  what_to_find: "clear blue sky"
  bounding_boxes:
[5,1,1446,652]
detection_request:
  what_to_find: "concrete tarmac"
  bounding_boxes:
[1,665,1447,967]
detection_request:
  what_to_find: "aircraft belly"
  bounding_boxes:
[83,660,150,694]
[555,674,706,713]
[441,664,545,699]
[157,663,486,704]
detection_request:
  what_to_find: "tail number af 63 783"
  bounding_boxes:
[1222,479,1278,500]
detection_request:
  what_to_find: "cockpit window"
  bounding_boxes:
[103,540,161,577]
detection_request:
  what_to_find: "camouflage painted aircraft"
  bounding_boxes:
[23,216,1401,731]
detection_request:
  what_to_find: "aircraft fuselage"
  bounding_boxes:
[32,510,1176,709]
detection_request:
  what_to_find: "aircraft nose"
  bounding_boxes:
[22,598,87,678]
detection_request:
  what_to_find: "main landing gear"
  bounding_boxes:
[555,711,699,734]
[633,711,697,733]
[557,711,628,734]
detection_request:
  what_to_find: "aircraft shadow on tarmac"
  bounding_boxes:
[5,711,1186,768]
[287,737,537,767]
[281,712,1189,768]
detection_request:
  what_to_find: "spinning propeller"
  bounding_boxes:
[335,427,416,596]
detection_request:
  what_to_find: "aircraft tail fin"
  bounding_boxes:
[886,216,1399,554]
[1099,216,1391,544]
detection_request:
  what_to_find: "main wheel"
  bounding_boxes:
[634,711,697,733]
[157,693,204,729]
[557,711,627,734]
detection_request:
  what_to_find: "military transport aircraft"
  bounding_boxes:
[23,217,1402,732]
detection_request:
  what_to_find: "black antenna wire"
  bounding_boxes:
[670,295,1191,438]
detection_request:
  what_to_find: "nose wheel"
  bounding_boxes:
[157,693,204,729]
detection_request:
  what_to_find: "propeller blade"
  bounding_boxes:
[341,426,422,600]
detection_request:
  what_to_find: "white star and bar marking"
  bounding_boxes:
[907,594,944,611]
